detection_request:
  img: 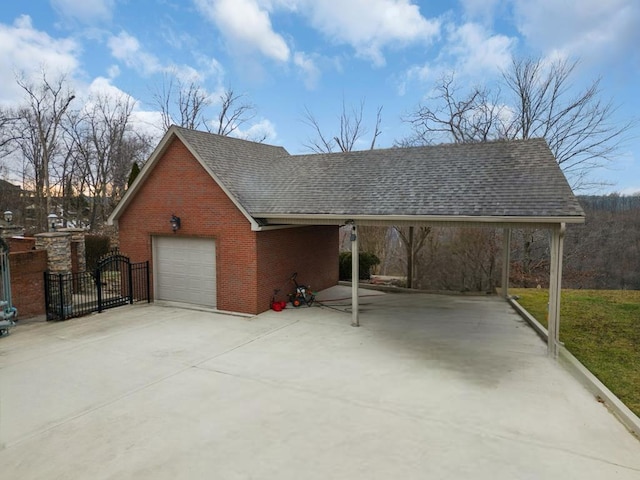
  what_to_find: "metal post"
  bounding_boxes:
[96,269,103,313]
[58,273,65,320]
[43,272,50,320]
[145,261,151,303]
[127,260,134,304]
[501,228,511,298]
[548,223,565,358]
[351,224,359,327]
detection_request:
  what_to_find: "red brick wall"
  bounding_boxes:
[257,226,339,311]
[8,237,36,252]
[117,137,259,313]
[9,249,47,318]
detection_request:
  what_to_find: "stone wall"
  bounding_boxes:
[35,233,72,274]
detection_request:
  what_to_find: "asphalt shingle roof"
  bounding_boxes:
[175,127,584,220]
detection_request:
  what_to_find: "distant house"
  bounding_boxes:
[109,126,584,316]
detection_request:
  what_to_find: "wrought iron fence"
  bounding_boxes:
[45,252,150,321]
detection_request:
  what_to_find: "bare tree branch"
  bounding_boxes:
[215,89,256,136]
[401,57,635,190]
[302,98,383,153]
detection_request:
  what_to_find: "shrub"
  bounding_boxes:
[339,251,381,280]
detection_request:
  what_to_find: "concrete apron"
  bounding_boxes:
[1,290,639,479]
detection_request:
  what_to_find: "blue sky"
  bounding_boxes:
[1,0,638,194]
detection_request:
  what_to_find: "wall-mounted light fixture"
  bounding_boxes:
[3,211,12,223]
[170,214,181,232]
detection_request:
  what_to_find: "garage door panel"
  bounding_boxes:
[154,237,216,308]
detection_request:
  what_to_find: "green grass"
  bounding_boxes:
[510,288,640,418]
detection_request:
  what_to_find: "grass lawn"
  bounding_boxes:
[510,288,640,418]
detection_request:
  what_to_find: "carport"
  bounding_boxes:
[250,138,585,357]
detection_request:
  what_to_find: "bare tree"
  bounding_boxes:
[214,89,258,137]
[303,98,382,153]
[400,72,505,146]
[9,72,75,230]
[394,226,432,288]
[152,77,260,140]
[502,57,634,188]
[153,76,211,132]
[65,92,150,229]
[401,57,634,190]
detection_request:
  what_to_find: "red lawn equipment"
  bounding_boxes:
[271,289,287,311]
[288,272,315,307]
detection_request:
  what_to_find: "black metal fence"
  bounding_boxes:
[45,252,150,321]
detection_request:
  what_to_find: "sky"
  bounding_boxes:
[0,0,638,194]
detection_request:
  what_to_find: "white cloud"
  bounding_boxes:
[293,52,320,89]
[107,64,120,79]
[51,0,115,23]
[0,15,80,104]
[195,0,439,67]
[107,31,162,75]
[512,0,640,65]
[398,21,514,96]
[460,0,503,24]
[86,76,164,141]
[194,0,290,62]
[445,22,514,76]
[296,0,440,66]
[234,118,278,142]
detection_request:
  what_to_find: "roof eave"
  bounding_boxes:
[252,213,585,227]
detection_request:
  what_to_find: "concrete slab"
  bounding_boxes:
[1,293,639,479]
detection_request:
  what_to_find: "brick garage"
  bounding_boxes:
[111,129,338,315]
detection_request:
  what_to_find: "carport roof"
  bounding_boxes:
[110,126,585,227]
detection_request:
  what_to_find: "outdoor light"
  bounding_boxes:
[170,214,181,232]
[47,213,58,231]
[3,211,12,223]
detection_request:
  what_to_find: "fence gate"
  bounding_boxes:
[45,251,150,321]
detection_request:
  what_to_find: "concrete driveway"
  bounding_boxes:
[1,288,639,479]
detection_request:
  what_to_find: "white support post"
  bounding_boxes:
[501,228,511,298]
[548,223,566,358]
[351,224,359,327]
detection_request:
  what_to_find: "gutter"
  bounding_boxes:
[250,213,585,227]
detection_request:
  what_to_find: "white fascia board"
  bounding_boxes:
[253,213,585,226]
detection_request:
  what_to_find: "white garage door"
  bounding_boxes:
[153,236,216,308]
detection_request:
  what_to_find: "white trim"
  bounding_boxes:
[253,213,585,226]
